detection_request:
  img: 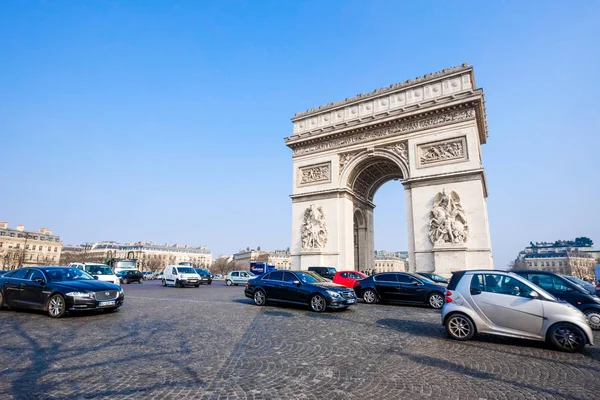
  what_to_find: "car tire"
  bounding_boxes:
[428,292,445,309]
[0,290,6,310]
[547,323,587,353]
[139,280,143,284]
[584,310,600,331]
[362,289,378,304]
[254,290,267,306]
[162,279,167,287]
[445,313,475,341]
[226,280,232,286]
[47,294,67,318]
[176,279,181,288]
[195,285,200,288]
[124,279,129,284]
[208,281,212,285]
[310,294,327,313]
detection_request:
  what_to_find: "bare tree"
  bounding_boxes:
[210,258,236,276]
[507,258,530,271]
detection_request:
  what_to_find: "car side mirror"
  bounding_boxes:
[529,291,539,299]
[34,278,45,284]
[411,281,419,286]
[93,276,99,280]
[293,280,301,286]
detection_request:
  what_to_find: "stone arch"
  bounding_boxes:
[286,64,493,276]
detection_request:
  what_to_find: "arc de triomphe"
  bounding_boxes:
[284,64,493,275]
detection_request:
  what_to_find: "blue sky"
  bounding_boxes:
[1,1,598,267]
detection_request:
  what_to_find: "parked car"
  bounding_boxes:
[155,272,164,280]
[226,271,255,286]
[194,268,213,285]
[0,266,124,318]
[308,266,337,280]
[162,265,201,288]
[69,262,120,286]
[513,270,600,330]
[443,270,594,352]
[245,270,357,312]
[0,271,7,277]
[117,270,144,284]
[562,275,600,297]
[416,272,449,285]
[354,272,446,309]
[213,274,223,280]
[332,271,367,288]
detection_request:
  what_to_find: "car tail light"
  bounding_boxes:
[246,281,250,288]
[596,284,600,292]
[445,290,453,303]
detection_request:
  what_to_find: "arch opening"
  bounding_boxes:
[347,157,404,202]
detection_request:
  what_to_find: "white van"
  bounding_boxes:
[162,265,201,288]
[69,262,120,286]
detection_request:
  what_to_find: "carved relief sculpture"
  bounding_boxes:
[419,137,466,167]
[301,205,328,250]
[385,141,408,163]
[338,151,360,176]
[299,163,331,185]
[428,190,468,244]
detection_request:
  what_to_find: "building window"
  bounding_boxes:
[0,242,2,248]
[25,244,30,250]
[54,247,57,252]
[15,244,20,249]
[48,246,51,251]
[551,262,555,266]
[29,254,33,260]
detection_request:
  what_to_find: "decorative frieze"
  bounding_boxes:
[418,136,467,168]
[429,190,468,244]
[301,205,328,250]
[298,162,331,186]
[293,108,475,157]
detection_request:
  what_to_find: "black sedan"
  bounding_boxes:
[195,268,213,284]
[117,270,144,284]
[244,270,357,312]
[0,266,124,318]
[416,272,449,285]
[354,272,446,309]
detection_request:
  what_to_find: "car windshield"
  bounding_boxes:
[196,269,210,275]
[295,271,326,284]
[43,268,94,282]
[412,274,435,284]
[178,267,196,274]
[327,268,336,274]
[563,276,595,293]
[85,265,113,275]
[429,274,447,282]
[115,261,137,269]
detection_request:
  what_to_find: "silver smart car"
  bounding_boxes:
[442,270,594,352]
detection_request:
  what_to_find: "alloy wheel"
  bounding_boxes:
[226,280,232,286]
[448,316,471,339]
[429,293,444,309]
[0,291,4,308]
[48,296,65,318]
[363,290,377,304]
[254,290,266,306]
[311,295,326,312]
[553,326,584,351]
[584,311,600,330]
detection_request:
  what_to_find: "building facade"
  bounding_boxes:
[232,249,292,270]
[0,222,63,269]
[516,239,598,280]
[373,250,408,273]
[61,241,212,271]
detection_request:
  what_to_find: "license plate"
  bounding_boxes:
[346,299,356,304]
[99,301,116,307]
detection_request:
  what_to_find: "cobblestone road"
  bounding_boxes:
[0,280,599,400]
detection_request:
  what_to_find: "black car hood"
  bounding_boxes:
[310,281,349,291]
[51,280,121,291]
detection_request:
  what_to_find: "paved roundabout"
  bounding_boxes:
[0,280,599,399]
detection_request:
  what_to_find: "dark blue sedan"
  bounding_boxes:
[244,270,356,312]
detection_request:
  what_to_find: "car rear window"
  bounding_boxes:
[447,271,466,290]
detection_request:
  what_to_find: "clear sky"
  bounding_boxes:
[1,1,598,267]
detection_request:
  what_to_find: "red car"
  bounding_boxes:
[333,271,368,288]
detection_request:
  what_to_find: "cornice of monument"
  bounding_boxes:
[286,63,489,152]
[292,63,472,119]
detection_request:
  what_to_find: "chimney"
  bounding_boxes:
[17,225,25,232]
[39,228,46,234]
[0,222,7,229]
[46,230,52,235]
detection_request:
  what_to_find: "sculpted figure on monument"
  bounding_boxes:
[301,205,328,249]
[428,190,468,244]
